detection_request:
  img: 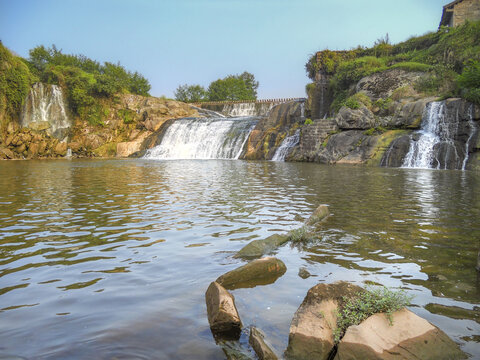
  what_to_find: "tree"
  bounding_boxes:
[207,71,258,101]
[174,84,207,102]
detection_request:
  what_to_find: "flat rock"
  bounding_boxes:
[335,308,467,360]
[305,205,329,226]
[249,327,278,360]
[234,234,289,259]
[285,281,363,360]
[205,282,242,339]
[216,257,286,290]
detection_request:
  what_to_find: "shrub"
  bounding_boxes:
[457,60,480,104]
[304,118,313,125]
[389,62,432,72]
[334,286,413,343]
[334,56,387,89]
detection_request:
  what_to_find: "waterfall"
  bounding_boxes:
[223,103,256,117]
[21,83,71,141]
[143,117,258,160]
[271,129,300,161]
[402,101,477,170]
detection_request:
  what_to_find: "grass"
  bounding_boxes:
[333,286,413,343]
[287,226,312,243]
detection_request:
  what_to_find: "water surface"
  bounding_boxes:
[0,160,479,359]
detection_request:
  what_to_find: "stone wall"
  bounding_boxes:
[452,0,480,27]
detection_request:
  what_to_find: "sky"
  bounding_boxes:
[1,0,448,99]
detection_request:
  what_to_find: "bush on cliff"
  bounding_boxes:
[0,43,35,119]
[457,60,480,104]
[26,45,151,125]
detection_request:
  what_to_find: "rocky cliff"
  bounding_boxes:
[0,83,197,159]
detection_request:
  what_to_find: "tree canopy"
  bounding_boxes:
[174,71,259,102]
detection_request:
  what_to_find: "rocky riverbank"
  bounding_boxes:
[204,204,466,360]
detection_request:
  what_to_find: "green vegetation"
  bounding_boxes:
[175,71,258,102]
[304,118,313,125]
[364,126,387,136]
[25,45,151,125]
[334,286,413,343]
[0,43,36,119]
[457,60,480,104]
[307,21,480,108]
[287,226,312,243]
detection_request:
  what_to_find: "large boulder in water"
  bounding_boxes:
[285,281,363,360]
[205,282,242,340]
[216,257,286,290]
[335,308,466,360]
[234,234,289,260]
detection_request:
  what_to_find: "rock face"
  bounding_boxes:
[216,257,287,290]
[355,69,424,100]
[205,282,242,340]
[242,101,304,160]
[285,281,363,360]
[335,308,466,360]
[335,106,376,130]
[234,234,289,260]
[249,327,278,360]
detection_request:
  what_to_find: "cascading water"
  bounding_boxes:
[271,129,300,161]
[21,83,71,141]
[402,101,477,170]
[143,117,258,160]
[222,103,275,117]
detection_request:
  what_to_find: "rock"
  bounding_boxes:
[379,135,412,167]
[216,257,287,290]
[317,130,379,164]
[28,121,51,132]
[285,281,363,360]
[306,205,329,226]
[335,308,467,360]
[16,143,26,154]
[0,147,15,159]
[335,106,376,130]
[249,327,278,360]
[356,69,424,100]
[27,142,39,158]
[116,132,150,157]
[54,142,67,156]
[205,282,242,340]
[234,234,289,260]
[298,267,311,279]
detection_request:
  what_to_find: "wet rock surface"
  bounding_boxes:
[249,327,278,360]
[234,234,289,260]
[205,282,242,340]
[216,257,287,290]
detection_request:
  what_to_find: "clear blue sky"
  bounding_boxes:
[0,0,447,99]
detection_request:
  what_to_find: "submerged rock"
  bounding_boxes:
[216,257,287,290]
[205,282,242,340]
[335,308,466,360]
[285,281,363,360]
[249,327,278,360]
[234,234,289,260]
[298,267,311,279]
[305,204,329,226]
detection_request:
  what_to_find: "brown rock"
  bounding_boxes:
[5,135,13,146]
[306,205,329,226]
[285,282,363,360]
[54,142,67,156]
[0,147,15,159]
[234,234,289,260]
[38,141,47,154]
[216,257,287,290]
[28,142,40,158]
[116,132,150,157]
[249,327,278,360]
[16,143,26,154]
[335,308,466,360]
[205,282,242,339]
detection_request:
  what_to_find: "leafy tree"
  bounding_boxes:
[207,71,258,101]
[174,84,207,102]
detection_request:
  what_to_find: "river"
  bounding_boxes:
[0,159,479,359]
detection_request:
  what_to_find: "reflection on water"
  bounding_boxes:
[0,160,479,359]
